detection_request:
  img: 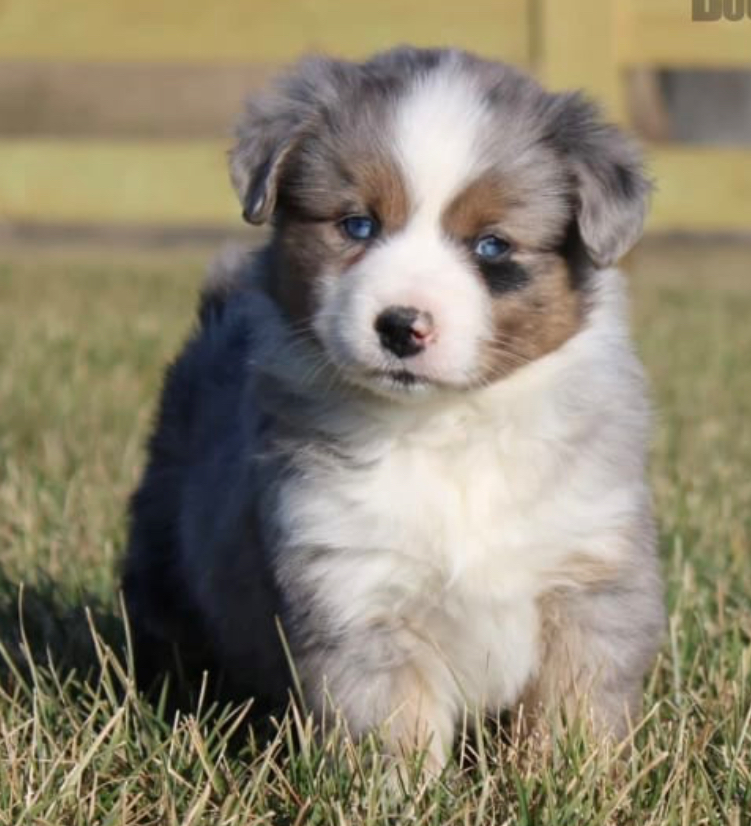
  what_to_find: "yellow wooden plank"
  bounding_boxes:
[648,147,751,232]
[0,0,530,65]
[0,139,240,226]
[617,0,751,68]
[0,62,270,139]
[536,0,627,121]
[3,140,750,233]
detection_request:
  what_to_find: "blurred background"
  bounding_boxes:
[1,0,750,242]
[1,9,749,822]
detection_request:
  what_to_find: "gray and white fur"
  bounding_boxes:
[124,47,664,768]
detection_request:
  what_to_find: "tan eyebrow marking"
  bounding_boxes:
[441,174,513,240]
[351,153,410,233]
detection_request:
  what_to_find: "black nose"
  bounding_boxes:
[374,306,429,358]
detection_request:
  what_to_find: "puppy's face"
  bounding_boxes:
[231,49,649,398]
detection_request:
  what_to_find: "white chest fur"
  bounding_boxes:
[273,272,649,710]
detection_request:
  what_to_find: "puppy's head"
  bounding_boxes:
[231,48,650,398]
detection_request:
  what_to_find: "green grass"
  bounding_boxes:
[0,239,749,825]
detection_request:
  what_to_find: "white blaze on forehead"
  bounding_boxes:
[394,66,492,220]
[312,64,499,392]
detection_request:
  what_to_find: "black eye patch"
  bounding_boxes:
[478,258,530,294]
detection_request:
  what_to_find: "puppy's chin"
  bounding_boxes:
[331,352,485,403]
[313,331,495,402]
[347,367,441,402]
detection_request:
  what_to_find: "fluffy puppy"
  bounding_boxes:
[124,47,664,769]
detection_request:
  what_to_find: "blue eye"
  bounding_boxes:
[474,235,511,261]
[340,215,379,241]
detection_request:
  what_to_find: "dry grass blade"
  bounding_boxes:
[0,239,749,824]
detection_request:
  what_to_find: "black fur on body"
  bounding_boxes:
[123,257,293,713]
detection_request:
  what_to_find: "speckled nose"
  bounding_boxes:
[374,306,434,358]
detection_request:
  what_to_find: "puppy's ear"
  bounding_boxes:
[230,109,301,225]
[230,57,353,225]
[549,93,652,268]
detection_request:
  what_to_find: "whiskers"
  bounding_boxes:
[263,312,537,401]
[273,320,348,396]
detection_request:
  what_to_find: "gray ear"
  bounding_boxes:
[229,57,353,225]
[229,84,308,226]
[230,121,301,225]
[549,93,652,267]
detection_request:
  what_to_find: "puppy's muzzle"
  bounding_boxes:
[375,306,435,358]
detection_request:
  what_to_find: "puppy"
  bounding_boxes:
[124,47,664,769]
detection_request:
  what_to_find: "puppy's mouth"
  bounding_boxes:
[356,367,435,395]
[380,369,423,387]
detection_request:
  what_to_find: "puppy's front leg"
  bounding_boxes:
[304,651,455,775]
[520,575,664,743]
[380,666,455,775]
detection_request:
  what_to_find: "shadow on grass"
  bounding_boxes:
[0,564,280,750]
[0,564,127,685]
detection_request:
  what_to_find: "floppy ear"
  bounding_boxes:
[230,112,302,225]
[549,93,652,268]
[229,57,352,225]
[229,74,311,226]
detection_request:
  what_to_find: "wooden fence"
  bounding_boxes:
[1,0,749,233]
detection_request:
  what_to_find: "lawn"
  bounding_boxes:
[0,238,749,825]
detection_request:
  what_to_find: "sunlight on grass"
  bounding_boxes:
[0,240,749,824]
